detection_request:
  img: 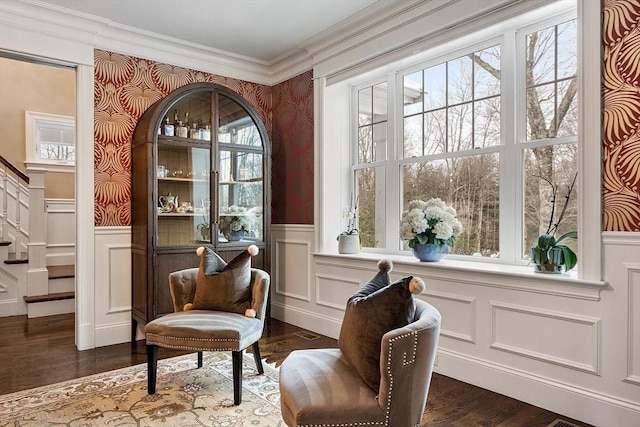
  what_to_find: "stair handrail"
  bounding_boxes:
[1,156,30,256]
[0,156,29,185]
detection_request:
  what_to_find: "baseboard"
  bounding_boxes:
[436,348,640,427]
[271,301,342,340]
[0,299,18,317]
[95,321,133,348]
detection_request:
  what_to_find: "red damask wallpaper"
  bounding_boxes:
[271,71,315,224]
[603,0,640,231]
[93,50,272,226]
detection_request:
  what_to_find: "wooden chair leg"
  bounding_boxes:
[197,351,203,368]
[252,341,264,374]
[147,344,158,394]
[131,319,138,343]
[232,350,243,405]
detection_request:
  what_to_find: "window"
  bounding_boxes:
[25,111,75,172]
[522,19,578,259]
[351,10,577,265]
[401,44,502,257]
[355,82,388,248]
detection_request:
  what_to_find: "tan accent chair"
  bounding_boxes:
[279,299,441,426]
[145,267,270,405]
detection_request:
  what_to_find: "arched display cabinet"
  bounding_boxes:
[131,82,271,334]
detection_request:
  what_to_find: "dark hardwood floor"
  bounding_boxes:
[0,313,592,427]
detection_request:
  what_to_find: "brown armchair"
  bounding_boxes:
[145,267,270,405]
[279,299,441,426]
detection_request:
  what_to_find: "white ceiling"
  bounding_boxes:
[36,0,383,64]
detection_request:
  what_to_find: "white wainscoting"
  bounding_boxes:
[625,264,640,386]
[271,225,640,427]
[45,199,76,266]
[94,227,132,347]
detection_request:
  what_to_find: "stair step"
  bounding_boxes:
[0,241,10,246]
[24,291,75,304]
[4,255,28,264]
[48,265,75,279]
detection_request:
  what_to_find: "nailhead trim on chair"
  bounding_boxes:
[146,333,239,343]
[293,330,422,427]
[385,330,420,427]
[146,343,238,352]
[145,333,239,351]
[298,423,385,426]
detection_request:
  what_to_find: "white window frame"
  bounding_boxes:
[320,0,600,282]
[25,110,75,173]
[347,2,583,266]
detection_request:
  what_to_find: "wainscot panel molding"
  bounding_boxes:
[490,302,601,375]
[423,290,476,344]
[624,262,640,386]
[0,267,20,317]
[94,226,132,347]
[315,274,360,311]
[304,234,640,427]
[45,198,75,266]
[274,238,312,302]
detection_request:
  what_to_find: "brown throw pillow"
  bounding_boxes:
[188,245,258,314]
[338,259,425,392]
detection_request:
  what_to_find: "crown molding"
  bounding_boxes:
[4,0,279,84]
[298,0,427,61]
[302,0,554,80]
[1,0,558,86]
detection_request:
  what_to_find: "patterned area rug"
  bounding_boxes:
[0,352,283,426]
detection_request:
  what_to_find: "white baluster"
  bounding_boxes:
[1,168,7,243]
[14,184,23,259]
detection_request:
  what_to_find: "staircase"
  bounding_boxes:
[1,156,75,318]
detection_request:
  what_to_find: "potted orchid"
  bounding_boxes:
[530,174,577,273]
[400,198,463,261]
[337,196,359,254]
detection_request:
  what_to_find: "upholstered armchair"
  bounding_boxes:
[279,298,441,426]
[145,266,270,405]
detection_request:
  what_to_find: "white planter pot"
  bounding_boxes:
[338,234,360,254]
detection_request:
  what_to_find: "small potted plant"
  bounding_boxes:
[219,205,253,241]
[530,174,577,273]
[337,196,359,254]
[400,198,463,261]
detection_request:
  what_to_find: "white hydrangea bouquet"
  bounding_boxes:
[400,198,463,249]
[219,205,253,236]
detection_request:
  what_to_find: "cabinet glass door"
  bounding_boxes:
[216,94,264,244]
[157,142,211,246]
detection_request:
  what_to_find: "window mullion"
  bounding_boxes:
[500,30,520,264]
[386,71,401,252]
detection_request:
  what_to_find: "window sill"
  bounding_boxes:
[25,160,74,173]
[312,251,608,301]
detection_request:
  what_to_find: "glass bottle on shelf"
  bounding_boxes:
[201,124,211,140]
[162,116,174,136]
[189,122,200,139]
[176,120,188,138]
